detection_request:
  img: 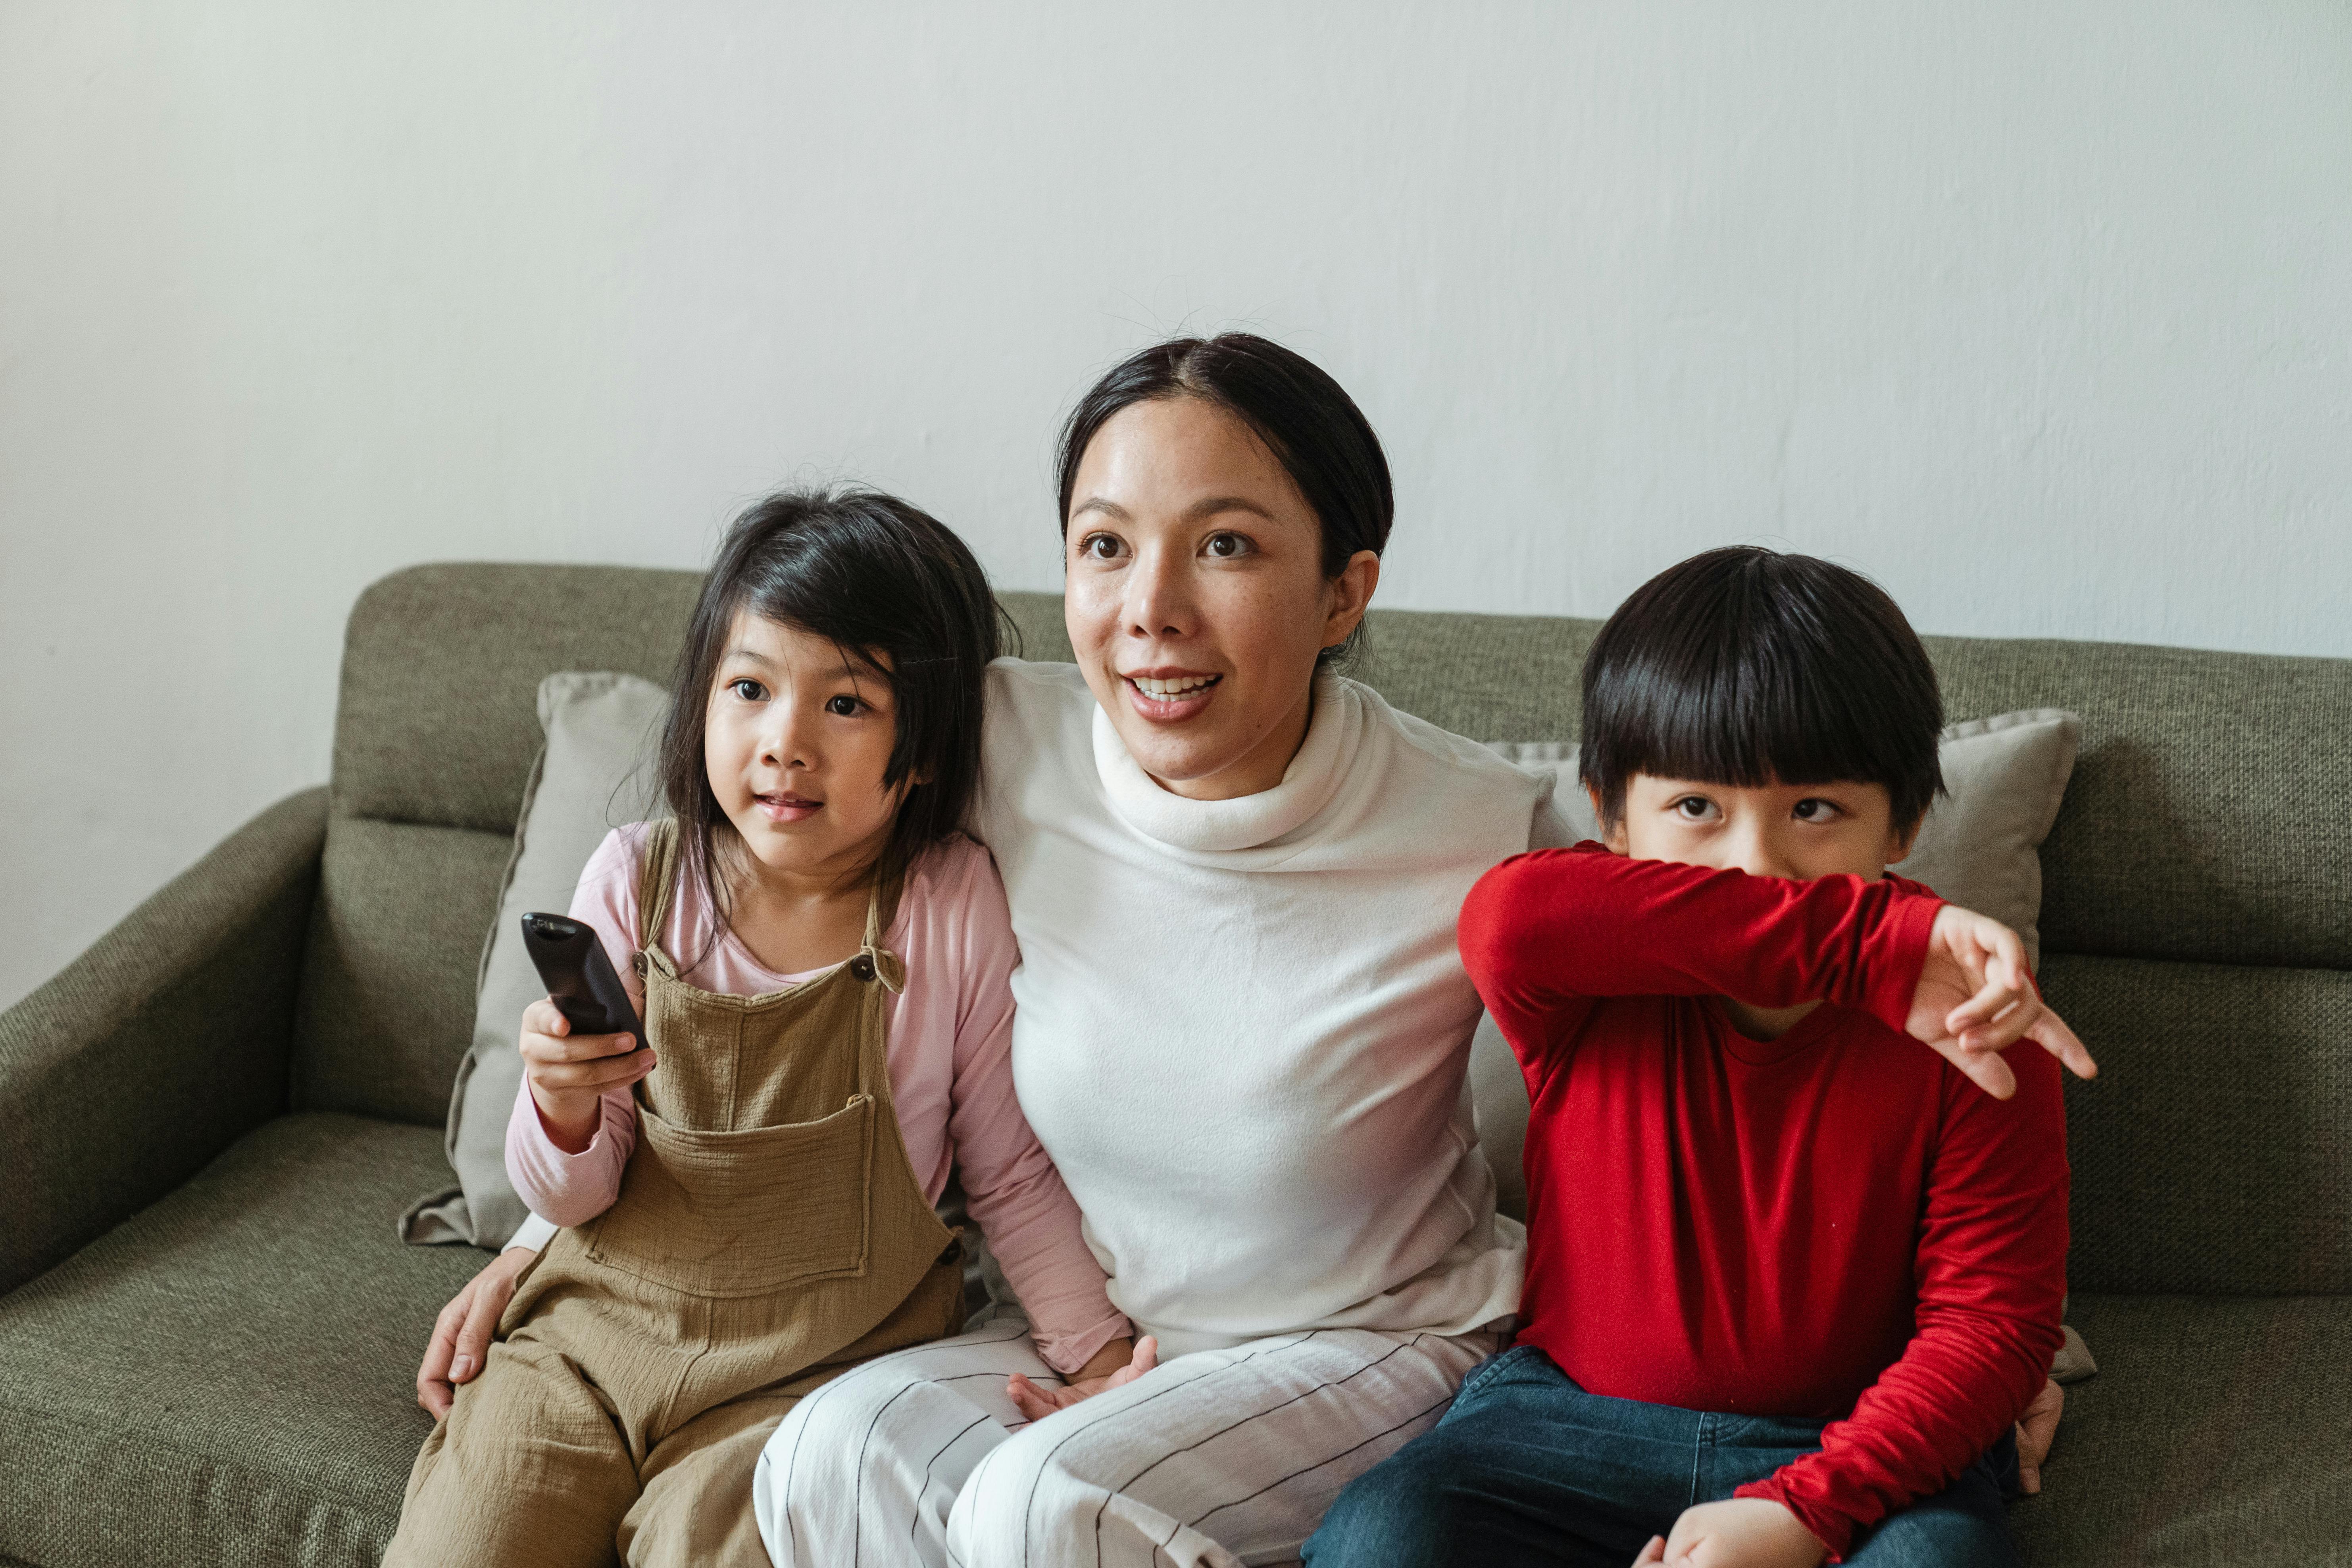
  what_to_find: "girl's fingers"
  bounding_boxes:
[521,1031,638,1065]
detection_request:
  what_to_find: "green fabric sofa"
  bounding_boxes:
[3,563,2346,1567]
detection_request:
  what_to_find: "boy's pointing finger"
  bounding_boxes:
[2032,1009,2099,1080]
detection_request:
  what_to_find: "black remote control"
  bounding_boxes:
[519,912,645,1040]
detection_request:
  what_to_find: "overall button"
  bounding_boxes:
[849,954,876,982]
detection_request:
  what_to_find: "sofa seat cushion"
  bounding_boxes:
[0,1114,488,1568]
[2011,1291,2352,1562]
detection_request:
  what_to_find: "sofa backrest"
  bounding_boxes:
[300,568,2351,1296]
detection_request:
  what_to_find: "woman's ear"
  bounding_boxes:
[1320,550,1382,649]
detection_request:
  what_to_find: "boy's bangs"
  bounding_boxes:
[1579,548,1945,829]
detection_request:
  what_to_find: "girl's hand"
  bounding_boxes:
[519,997,653,1152]
[1906,906,2098,1100]
[1633,1499,1825,1568]
[1007,1336,1159,1421]
[416,1246,535,1420]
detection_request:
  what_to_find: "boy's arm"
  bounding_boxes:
[1733,1049,2071,1559]
[1461,846,1939,1043]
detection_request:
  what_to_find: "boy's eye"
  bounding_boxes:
[824,694,863,717]
[1792,798,1842,823]
[1077,532,1125,562]
[1671,797,1717,822]
[1203,531,1253,559]
[727,678,765,702]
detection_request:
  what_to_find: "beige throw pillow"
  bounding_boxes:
[1471,709,2081,1225]
[401,672,667,1247]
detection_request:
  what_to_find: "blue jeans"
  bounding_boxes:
[1304,1345,2019,1568]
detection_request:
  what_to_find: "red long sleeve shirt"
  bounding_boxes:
[1461,846,2068,1559]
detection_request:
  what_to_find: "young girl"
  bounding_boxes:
[386,489,1136,1568]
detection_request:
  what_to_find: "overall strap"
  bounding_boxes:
[850,866,907,993]
[635,819,683,954]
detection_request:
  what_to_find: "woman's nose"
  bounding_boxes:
[1124,543,1196,640]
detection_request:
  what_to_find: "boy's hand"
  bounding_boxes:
[2016,1376,2065,1493]
[519,996,654,1152]
[1007,1336,1158,1421]
[1633,1499,1825,1568]
[1907,906,2098,1099]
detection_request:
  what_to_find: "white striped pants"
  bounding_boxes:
[752,1313,1500,1568]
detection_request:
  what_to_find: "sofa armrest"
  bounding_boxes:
[0,787,329,1293]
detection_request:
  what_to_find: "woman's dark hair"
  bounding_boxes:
[1578,547,1946,833]
[1054,333,1392,663]
[659,487,1003,935]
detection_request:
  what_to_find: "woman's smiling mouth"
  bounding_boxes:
[1123,671,1222,720]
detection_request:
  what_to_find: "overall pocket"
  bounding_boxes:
[585,1093,875,1298]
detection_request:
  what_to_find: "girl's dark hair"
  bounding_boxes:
[1578,547,1946,833]
[1054,333,1393,663]
[659,487,1002,935]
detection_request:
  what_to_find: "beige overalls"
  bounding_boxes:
[388,823,967,1568]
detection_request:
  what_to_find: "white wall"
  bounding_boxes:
[4,2,2348,1010]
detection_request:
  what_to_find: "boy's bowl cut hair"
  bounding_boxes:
[660,487,1006,931]
[1578,547,1946,835]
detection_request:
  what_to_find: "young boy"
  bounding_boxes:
[1306,548,2097,1568]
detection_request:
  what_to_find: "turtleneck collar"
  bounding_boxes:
[1091,668,1359,854]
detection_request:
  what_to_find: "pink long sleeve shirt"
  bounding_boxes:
[505,824,1130,1374]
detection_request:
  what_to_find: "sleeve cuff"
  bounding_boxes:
[507,1211,559,1252]
[1032,1310,1136,1377]
[1731,1478,1851,1562]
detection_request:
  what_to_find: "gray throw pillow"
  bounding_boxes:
[401,671,667,1247]
[1471,709,2082,1225]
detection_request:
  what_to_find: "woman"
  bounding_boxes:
[419,335,1564,1566]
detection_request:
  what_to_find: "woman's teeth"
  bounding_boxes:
[1131,675,1218,699]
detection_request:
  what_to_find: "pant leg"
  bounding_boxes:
[1694,1411,2019,1568]
[623,1376,830,1568]
[754,1315,1053,1568]
[1306,1344,1705,1568]
[951,1325,1502,1568]
[1840,1456,2019,1568]
[383,1334,640,1568]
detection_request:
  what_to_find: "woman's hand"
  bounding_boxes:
[1633,1499,1825,1568]
[415,1246,535,1420]
[1007,1335,1160,1422]
[519,996,653,1152]
[1906,906,2098,1099]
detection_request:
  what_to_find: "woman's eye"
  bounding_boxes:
[1203,531,1254,559]
[824,694,862,717]
[1078,533,1124,562]
[727,678,765,702]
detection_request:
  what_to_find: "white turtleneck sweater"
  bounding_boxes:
[975,659,1561,1359]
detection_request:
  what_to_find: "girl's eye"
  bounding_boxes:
[728,678,765,702]
[1077,533,1125,562]
[1793,798,1842,823]
[1203,531,1254,559]
[1672,797,1717,822]
[824,694,862,717]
